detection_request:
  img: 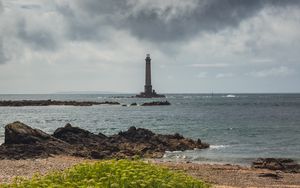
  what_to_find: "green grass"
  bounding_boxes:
[2,159,210,188]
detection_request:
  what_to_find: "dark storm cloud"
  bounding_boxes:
[17,19,58,51]
[123,0,260,41]
[77,0,130,15]
[58,0,300,42]
[56,0,130,41]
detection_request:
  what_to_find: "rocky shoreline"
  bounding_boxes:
[0,122,299,187]
[0,121,208,160]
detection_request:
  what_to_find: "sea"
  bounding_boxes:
[0,93,299,165]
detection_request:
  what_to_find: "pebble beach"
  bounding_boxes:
[1,156,300,187]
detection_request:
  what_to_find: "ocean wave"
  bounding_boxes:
[202,96,213,98]
[210,145,229,149]
[165,150,183,154]
[222,94,236,98]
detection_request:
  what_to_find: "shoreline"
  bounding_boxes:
[1,155,299,187]
[160,158,251,167]
[156,160,300,188]
[0,121,299,187]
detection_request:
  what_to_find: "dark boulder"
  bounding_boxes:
[114,126,209,157]
[5,121,54,144]
[0,122,74,159]
[0,141,74,160]
[118,126,155,142]
[252,158,300,173]
[53,124,119,158]
[102,101,120,105]
[53,123,107,145]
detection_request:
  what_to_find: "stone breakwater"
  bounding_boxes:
[0,121,209,160]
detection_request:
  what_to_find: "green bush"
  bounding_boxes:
[2,159,210,188]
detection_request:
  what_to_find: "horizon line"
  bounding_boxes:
[1,92,300,95]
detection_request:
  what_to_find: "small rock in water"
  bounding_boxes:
[141,101,171,106]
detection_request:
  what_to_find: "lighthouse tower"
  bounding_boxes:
[144,54,152,95]
[136,54,165,98]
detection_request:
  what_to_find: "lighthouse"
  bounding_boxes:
[144,54,152,94]
[136,54,165,98]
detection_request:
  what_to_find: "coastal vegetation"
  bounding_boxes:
[2,159,210,188]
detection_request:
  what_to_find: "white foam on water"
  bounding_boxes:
[165,150,183,154]
[225,94,236,98]
[210,145,229,149]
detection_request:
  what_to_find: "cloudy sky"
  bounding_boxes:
[0,0,300,94]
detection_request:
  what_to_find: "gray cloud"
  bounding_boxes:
[0,38,8,64]
[17,19,58,51]
[55,0,126,41]
[123,0,261,41]
[247,66,295,78]
[57,0,300,42]
[0,1,5,64]
[1,0,300,93]
[0,0,3,13]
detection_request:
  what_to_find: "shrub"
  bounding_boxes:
[2,159,210,188]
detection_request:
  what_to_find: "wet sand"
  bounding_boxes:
[0,156,299,187]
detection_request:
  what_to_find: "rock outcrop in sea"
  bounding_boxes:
[0,100,172,107]
[0,121,209,160]
[0,100,120,106]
